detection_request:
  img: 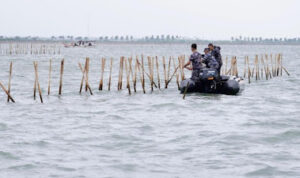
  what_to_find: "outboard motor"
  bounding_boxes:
[199,68,219,93]
[199,68,218,81]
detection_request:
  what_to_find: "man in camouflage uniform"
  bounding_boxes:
[208,43,222,74]
[202,48,219,70]
[183,43,203,80]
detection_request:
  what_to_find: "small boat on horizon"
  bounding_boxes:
[63,40,96,48]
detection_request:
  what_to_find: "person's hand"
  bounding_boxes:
[185,66,192,70]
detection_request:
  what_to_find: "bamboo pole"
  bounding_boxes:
[166,65,180,86]
[282,66,290,76]
[141,55,145,93]
[0,81,15,103]
[225,56,228,75]
[129,57,134,84]
[7,62,12,102]
[48,59,52,95]
[58,59,64,95]
[79,62,86,93]
[148,57,153,91]
[85,58,89,92]
[265,54,270,79]
[167,57,171,81]
[133,57,138,92]
[276,54,279,76]
[99,57,106,90]
[243,56,247,78]
[124,58,131,95]
[163,56,167,88]
[261,56,267,80]
[136,60,159,89]
[79,62,93,95]
[118,57,122,90]
[108,58,113,91]
[247,56,251,84]
[86,58,93,95]
[271,54,275,77]
[173,58,180,89]
[33,62,37,100]
[179,56,185,81]
[136,58,146,93]
[280,54,283,76]
[182,55,185,79]
[183,82,190,100]
[155,56,161,89]
[34,62,43,103]
[118,57,124,90]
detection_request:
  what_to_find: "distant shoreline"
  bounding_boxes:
[1,40,300,45]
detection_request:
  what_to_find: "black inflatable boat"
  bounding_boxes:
[180,68,244,95]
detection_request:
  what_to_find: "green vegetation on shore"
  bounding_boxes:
[1,35,300,45]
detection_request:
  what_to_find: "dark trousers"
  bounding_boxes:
[191,69,200,81]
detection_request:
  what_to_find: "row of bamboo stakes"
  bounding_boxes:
[0,43,61,55]
[222,54,289,84]
[0,54,289,103]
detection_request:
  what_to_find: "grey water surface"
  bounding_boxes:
[0,43,299,178]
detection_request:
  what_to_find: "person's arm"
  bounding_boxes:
[184,61,192,70]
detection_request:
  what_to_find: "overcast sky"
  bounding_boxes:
[0,0,299,39]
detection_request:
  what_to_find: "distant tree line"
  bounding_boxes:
[230,36,300,43]
[1,35,300,44]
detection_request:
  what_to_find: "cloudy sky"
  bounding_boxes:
[0,0,299,39]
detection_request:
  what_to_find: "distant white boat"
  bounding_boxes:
[63,41,96,48]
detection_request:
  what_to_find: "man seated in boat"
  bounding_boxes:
[202,48,219,71]
[183,43,203,80]
[208,43,222,74]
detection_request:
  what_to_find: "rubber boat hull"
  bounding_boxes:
[180,75,244,95]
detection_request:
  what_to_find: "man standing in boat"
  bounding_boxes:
[208,43,222,74]
[183,43,203,80]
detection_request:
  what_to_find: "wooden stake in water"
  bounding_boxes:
[118,57,122,90]
[0,81,15,103]
[58,59,64,95]
[136,58,145,93]
[141,55,145,93]
[124,58,131,95]
[167,57,171,82]
[33,62,43,103]
[282,66,290,76]
[225,56,228,75]
[247,56,251,84]
[148,57,154,91]
[7,62,12,102]
[155,56,161,89]
[79,62,93,95]
[133,57,138,92]
[280,54,283,76]
[174,58,180,89]
[48,59,52,95]
[79,62,86,93]
[163,56,167,88]
[108,58,113,91]
[86,58,93,94]
[128,57,134,85]
[99,58,106,90]
[183,81,190,100]
[244,56,247,78]
[166,65,180,86]
[118,57,124,90]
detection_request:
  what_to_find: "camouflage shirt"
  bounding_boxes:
[190,51,202,70]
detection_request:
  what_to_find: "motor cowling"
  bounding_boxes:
[199,68,218,81]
